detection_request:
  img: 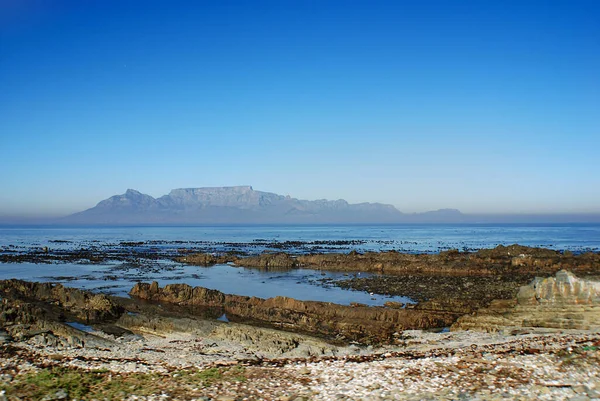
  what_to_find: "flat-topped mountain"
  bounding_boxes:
[62,186,464,225]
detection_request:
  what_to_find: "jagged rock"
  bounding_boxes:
[517,270,600,305]
[115,300,348,357]
[0,280,123,348]
[0,296,117,348]
[116,310,220,337]
[178,253,230,266]
[0,279,123,322]
[180,244,600,276]
[234,253,297,270]
[130,282,458,344]
[451,270,600,332]
[209,324,341,358]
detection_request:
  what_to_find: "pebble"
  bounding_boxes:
[3,330,600,400]
[568,396,590,401]
[41,389,68,400]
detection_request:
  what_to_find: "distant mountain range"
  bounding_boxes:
[0,186,592,225]
[61,186,466,225]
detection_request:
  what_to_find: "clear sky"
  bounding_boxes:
[1,0,599,217]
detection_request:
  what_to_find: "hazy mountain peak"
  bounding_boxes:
[166,186,273,209]
[169,186,254,196]
[124,188,149,198]
[94,189,156,208]
[63,186,465,225]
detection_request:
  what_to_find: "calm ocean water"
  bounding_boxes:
[1,224,598,305]
[1,224,599,252]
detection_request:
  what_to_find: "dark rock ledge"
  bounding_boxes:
[129,282,460,344]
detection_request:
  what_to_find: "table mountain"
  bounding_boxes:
[62,186,464,224]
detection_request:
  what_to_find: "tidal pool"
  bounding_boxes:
[0,260,413,306]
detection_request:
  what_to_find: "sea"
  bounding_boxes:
[1,224,599,306]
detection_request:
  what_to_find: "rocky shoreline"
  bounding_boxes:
[0,244,599,400]
[2,325,600,400]
[128,281,459,344]
[179,244,600,276]
[178,244,600,325]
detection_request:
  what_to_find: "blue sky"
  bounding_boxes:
[1,0,599,216]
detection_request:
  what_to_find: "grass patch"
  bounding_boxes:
[26,368,100,398]
[3,367,105,400]
[1,365,249,400]
[229,366,248,383]
[195,367,222,382]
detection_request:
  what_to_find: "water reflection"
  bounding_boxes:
[0,261,413,307]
